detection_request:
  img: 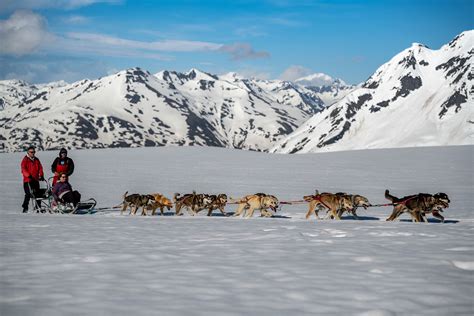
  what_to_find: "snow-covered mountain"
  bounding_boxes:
[272,30,473,153]
[0,80,37,110]
[295,73,356,106]
[0,80,68,111]
[0,68,325,152]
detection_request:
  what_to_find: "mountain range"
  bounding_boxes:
[0,68,335,152]
[0,31,471,153]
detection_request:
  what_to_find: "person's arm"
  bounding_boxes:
[21,157,31,179]
[67,158,75,176]
[51,157,58,173]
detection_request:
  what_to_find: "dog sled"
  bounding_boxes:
[27,177,97,214]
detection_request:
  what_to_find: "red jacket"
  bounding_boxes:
[21,156,44,183]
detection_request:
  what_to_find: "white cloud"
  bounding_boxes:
[66,32,222,52]
[50,36,172,60]
[0,10,54,56]
[218,43,270,60]
[232,68,271,80]
[54,32,269,61]
[279,65,312,81]
[63,15,89,24]
[0,0,122,13]
[0,11,270,62]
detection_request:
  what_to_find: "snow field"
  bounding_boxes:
[0,145,473,315]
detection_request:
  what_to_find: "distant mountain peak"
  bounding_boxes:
[220,72,244,82]
[410,42,429,49]
[272,30,472,154]
[445,29,473,50]
[295,72,339,87]
[293,72,355,106]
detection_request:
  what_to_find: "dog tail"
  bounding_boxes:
[123,191,128,200]
[384,190,397,202]
[174,193,180,203]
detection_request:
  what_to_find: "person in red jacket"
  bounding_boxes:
[51,148,75,185]
[21,146,45,213]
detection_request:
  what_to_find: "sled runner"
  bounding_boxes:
[52,198,97,214]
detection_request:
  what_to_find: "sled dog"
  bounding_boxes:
[304,191,354,220]
[233,193,279,218]
[195,194,228,216]
[121,192,154,216]
[333,192,371,219]
[385,190,450,222]
[174,192,212,216]
[145,193,174,216]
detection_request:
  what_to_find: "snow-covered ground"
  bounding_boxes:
[0,146,473,315]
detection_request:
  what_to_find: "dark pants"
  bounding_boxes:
[22,181,40,211]
[61,191,81,207]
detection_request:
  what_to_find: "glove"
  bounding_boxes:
[28,175,33,181]
[39,176,45,181]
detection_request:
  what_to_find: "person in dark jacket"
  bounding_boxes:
[21,146,45,213]
[52,173,81,207]
[51,148,75,185]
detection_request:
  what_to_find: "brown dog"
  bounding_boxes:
[334,192,371,219]
[174,192,212,216]
[385,190,450,222]
[121,192,154,216]
[145,193,174,216]
[418,192,450,222]
[233,193,279,218]
[304,191,353,220]
[195,194,228,216]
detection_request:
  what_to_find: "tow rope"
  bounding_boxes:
[366,203,395,207]
[279,196,332,209]
[280,200,305,205]
[366,196,418,208]
[94,205,122,211]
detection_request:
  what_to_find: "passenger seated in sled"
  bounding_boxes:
[52,172,81,207]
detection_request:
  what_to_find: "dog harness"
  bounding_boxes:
[311,194,332,210]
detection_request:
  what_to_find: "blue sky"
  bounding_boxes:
[0,0,472,84]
